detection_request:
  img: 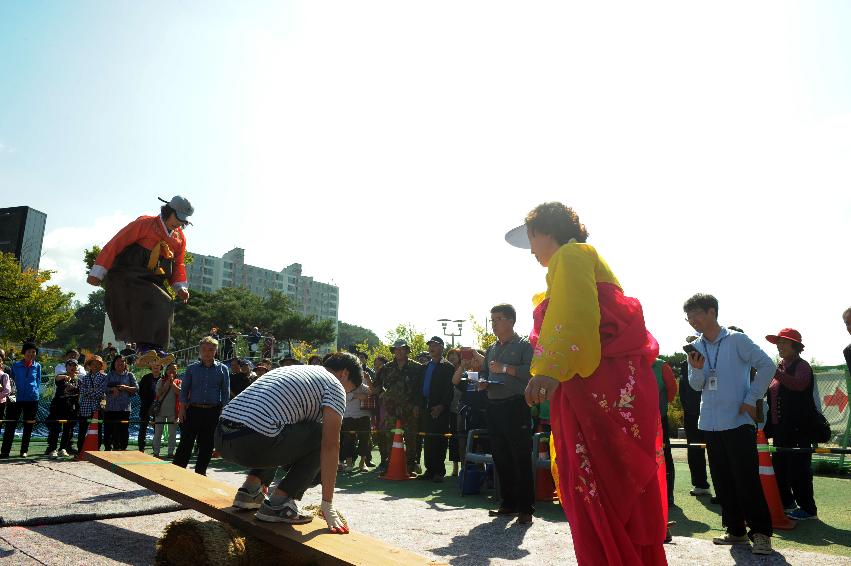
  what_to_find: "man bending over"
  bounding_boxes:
[215,352,361,534]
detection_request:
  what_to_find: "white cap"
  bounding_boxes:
[504,224,530,249]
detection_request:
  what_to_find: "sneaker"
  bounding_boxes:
[751,533,773,555]
[689,487,711,496]
[255,499,313,524]
[786,508,818,521]
[46,450,58,458]
[19,453,27,458]
[232,487,265,510]
[712,533,750,545]
[58,449,69,457]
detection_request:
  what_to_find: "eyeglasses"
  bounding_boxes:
[684,310,705,323]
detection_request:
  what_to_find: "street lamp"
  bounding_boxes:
[438,318,464,347]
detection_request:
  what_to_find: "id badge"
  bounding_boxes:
[707,369,718,391]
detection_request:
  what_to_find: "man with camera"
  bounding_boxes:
[478,304,534,525]
[683,293,776,555]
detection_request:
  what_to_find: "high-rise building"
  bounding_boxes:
[185,247,339,348]
[0,206,47,270]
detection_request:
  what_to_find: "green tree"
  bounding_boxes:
[271,313,336,354]
[0,253,75,345]
[385,323,427,356]
[83,245,102,272]
[54,289,106,349]
[469,314,496,350]
[337,321,380,351]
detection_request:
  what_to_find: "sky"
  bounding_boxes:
[1,1,850,364]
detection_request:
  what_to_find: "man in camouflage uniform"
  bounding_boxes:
[377,339,424,476]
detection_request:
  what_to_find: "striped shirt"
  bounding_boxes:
[220,365,347,437]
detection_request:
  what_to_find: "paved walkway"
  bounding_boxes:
[0,457,848,565]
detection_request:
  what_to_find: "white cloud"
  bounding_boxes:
[41,212,133,301]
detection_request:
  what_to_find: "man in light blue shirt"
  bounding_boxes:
[173,336,230,475]
[684,293,775,555]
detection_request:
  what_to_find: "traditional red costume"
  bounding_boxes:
[530,242,668,565]
[90,213,188,354]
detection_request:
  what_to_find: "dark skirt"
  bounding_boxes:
[104,243,175,347]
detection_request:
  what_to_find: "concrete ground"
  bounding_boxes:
[1,452,849,565]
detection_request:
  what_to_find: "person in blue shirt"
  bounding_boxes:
[684,293,776,555]
[0,342,42,458]
[173,336,230,475]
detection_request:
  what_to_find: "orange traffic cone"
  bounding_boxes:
[756,429,796,530]
[76,410,101,461]
[380,419,411,481]
[535,429,557,501]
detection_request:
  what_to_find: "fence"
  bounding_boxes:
[814,365,851,468]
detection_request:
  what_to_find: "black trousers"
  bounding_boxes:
[103,410,131,450]
[46,404,76,452]
[448,411,460,463]
[173,406,220,475]
[215,421,321,499]
[422,408,450,478]
[77,414,103,452]
[705,425,772,537]
[340,416,372,462]
[774,432,817,515]
[1,401,39,456]
[661,414,675,501]
[137,403,153,450]
[486,397,534,514]
[684,411,709,489]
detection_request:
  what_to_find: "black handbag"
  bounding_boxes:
[803,405,832,444]
[801,363,831,444]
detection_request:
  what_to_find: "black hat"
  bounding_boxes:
[426,336,445,346]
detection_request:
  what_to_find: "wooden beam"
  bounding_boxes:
[84,451,442,566]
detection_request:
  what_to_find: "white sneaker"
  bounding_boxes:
[751,533,773,555]
[58,449,69,457]
[47,450,58,458]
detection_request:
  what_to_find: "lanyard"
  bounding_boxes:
[702,336,725,373]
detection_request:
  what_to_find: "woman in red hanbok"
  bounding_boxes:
[87,196,193,367]
[506,202,668,565]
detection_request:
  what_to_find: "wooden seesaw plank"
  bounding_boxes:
[84,451,443,566]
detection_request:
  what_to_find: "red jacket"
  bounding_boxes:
[91,215,187,287]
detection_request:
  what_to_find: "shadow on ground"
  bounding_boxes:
[429,516,533,565]
[27,519,160,566]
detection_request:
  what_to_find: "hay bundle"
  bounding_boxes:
[155,516,326,566]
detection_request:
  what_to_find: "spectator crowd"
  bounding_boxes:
[0,303,849,548]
